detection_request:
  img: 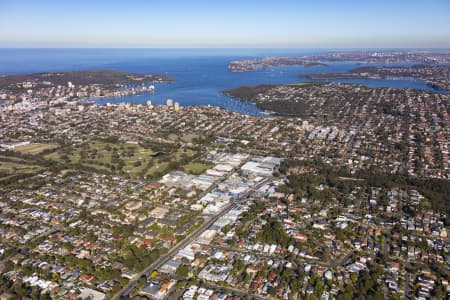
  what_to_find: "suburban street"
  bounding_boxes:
[112,160,261,300]
[111,200,239,299]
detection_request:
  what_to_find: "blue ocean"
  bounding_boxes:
[0,48,446,115]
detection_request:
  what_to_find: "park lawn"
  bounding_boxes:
[0,155,29,163]
[140,149,196,178]
[14,143,58,155]
[43,151,59,160]
[183,162,213,175]
[45,151,82,164]
[0,160,43,180]
[44,140,197,178]
[175,149,194,160]
[144,162,169,177]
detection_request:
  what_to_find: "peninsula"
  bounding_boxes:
[0,69,173,89]
[301,64,450,91]
[227,50,450,72]
[0,70,174,108]
[228,57,328,72]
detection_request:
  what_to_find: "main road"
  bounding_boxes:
[111,200,239,299]
[112,164,266,299]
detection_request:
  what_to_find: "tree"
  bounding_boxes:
[31,285,40,299]
[137,276,147,288]
[52,272,61,284]
[13,281,27,298]
[39,293,51,300]
[175,265,189,277]
[257,218,292,247]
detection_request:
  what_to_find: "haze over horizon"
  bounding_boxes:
[0,0,449,48]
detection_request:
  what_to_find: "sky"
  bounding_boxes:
[0,0,449,48]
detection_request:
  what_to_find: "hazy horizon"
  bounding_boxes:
[1,47,450,50]
[1,0,449,48]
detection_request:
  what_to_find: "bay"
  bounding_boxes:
[0,48,446,116]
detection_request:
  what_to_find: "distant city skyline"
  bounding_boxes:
[0,0,449,48]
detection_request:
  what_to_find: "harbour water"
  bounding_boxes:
[0,48,447,116]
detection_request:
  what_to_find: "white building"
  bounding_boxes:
[79,288,106,300]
